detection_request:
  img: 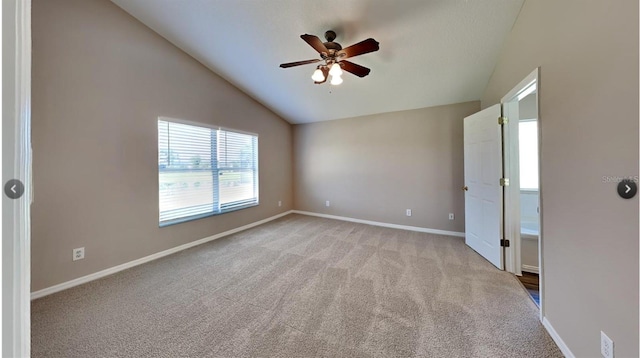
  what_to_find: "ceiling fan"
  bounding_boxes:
[279,30,380,85]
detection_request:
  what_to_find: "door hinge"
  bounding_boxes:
[498,116,509,125]
[500,178,510,186]
[500,239,510,247]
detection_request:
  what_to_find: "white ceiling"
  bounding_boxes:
[111,0,524,124]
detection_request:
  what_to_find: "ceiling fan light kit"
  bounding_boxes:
[280,30,379,85]
[311,67,325,82]
[330,74,343,85]
[329,63,343,76]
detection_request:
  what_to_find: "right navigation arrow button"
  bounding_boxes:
[617,179,637,199]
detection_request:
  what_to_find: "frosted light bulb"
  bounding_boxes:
[329,63,343,76]
[330,74,343,85]
[311,68,325,82]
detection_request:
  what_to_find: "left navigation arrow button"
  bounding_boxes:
[4,179,24,199]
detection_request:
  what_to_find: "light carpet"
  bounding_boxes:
[32,214,562,357]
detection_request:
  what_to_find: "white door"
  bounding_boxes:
[463,104,503,269]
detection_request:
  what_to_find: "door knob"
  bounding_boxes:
[462,186,468,191]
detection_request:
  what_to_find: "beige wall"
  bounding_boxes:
[31,0,293,291]
[482,0,639,356]
[519,92,537,120]
[520,237,538,270]
[293,102,479,233]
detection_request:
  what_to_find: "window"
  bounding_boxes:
[158,118,258,226]
[518,120,538,190]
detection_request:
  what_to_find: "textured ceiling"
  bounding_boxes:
[111,0,524,124]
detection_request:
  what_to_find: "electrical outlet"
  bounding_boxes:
[601,331,614,358]
[73,247,85,261]
[406,209,412,217]
[278,200,282,207]
[326,200,330,207]
[449,213,455,220]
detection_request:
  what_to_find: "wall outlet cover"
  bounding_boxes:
[600,331,614,358]
[406,209,412,216]
[73,247,85,261]
[326,200,330,207]
[449,213,455,220]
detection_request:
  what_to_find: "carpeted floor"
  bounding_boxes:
[32,214,563,357]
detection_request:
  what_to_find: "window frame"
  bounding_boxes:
[158,116,259,227]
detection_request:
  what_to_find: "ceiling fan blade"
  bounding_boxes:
[279,59,321,68]
[338,38,380,59]
[314,67,330,84]
[301,34,330,56]
[340,60,371,78]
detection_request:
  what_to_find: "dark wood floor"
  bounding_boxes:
[517,271,540,306]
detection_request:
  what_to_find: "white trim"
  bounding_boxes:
[515,67,545,321]
[536,76,544,321]
[520,188,539,193]
[500,68,544,280]
[501,68,539,104]
[521,264,539,274]
[542,317,575,358]
[5,0,33,356]
[292,210,465,237]
[501,97,521,275]
[158,116,259,137]
[516,82,537,101]
[31,210,293,300]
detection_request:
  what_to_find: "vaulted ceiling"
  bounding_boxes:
[111,0,524,124]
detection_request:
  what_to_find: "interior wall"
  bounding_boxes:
[519,92,537,119]
[481,0,639,356]
[293,101,479,233]
[520,191,539,270]
[520,236,538,271]
[31,0,293,291]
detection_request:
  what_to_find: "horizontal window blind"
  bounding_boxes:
[158,119,258,226]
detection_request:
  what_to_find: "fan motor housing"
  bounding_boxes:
[323,30,342,53]
[323,42,342,52]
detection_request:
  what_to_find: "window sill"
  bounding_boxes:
[520,188,539,193]
[159,202,259,227]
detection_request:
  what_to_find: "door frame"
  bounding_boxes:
[500,68,543,319]
[3,0,32,356]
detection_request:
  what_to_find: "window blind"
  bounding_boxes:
[158,119,258,226]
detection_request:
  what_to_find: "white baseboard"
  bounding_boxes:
[31,210,293,300]
[522,264,539,274]
[292,210,465,238]
[542,317,575,358]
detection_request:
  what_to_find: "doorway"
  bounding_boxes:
[463,68,542,314]
[501,69,541,311]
